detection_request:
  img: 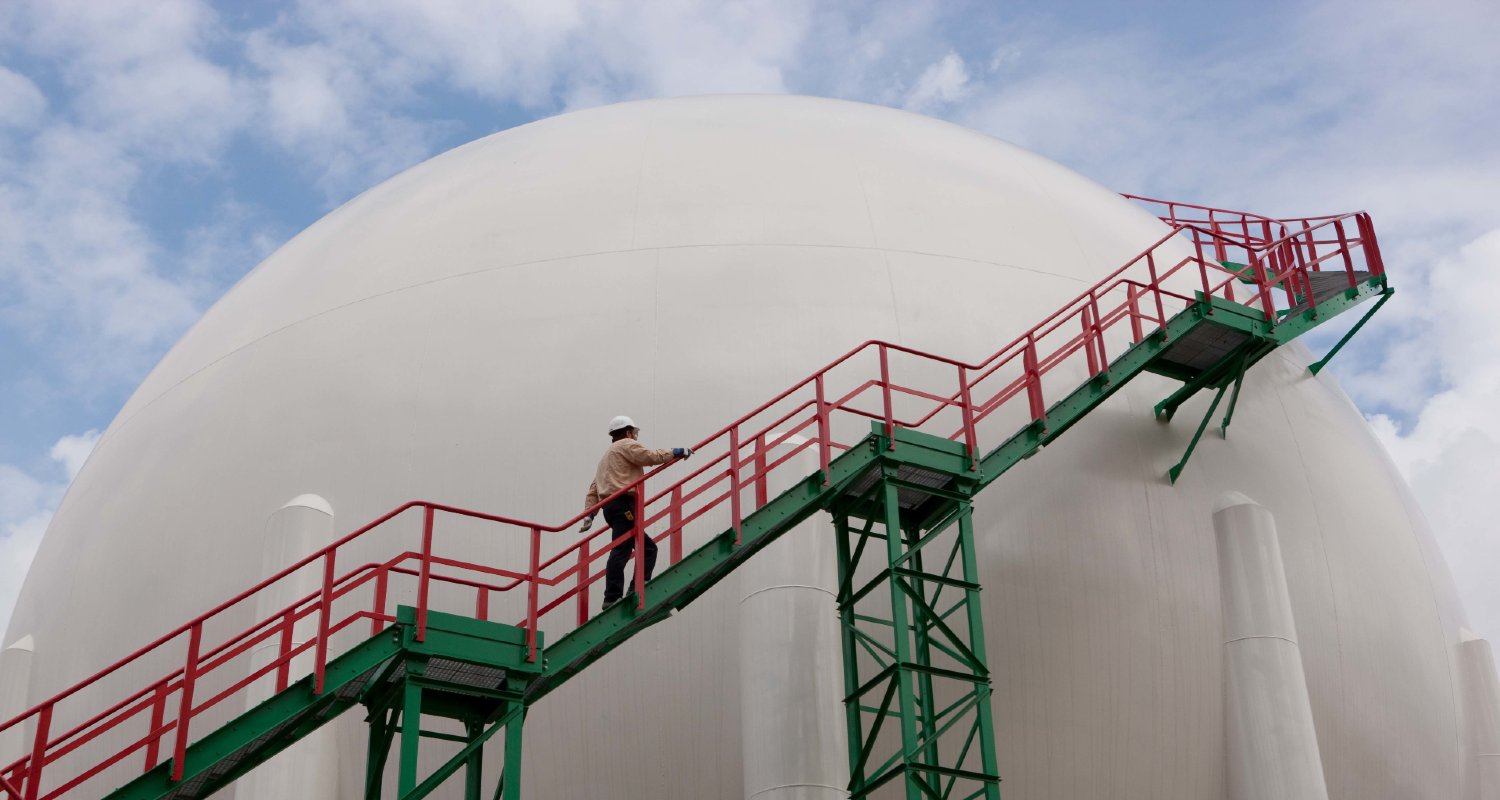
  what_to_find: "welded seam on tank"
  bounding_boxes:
[1223,635,1299,646]
[109,242,1087,437]
[747,782,847,799]
[738,584,836,605]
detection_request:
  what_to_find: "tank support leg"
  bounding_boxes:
[833,452,1001,799]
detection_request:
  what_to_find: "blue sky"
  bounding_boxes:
[1,0,1498,639]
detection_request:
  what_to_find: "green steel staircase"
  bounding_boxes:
[0,198,1391,800]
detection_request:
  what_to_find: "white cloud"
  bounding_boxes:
[15,0,247,160]
[243,31,439,200]
[904,52,969,112]
[49,429,99,482]
[238,0,830,196]
[0,66,46,128]
[0,512,48,642]
[0,466,48,523]
[0,0,250,399]
[0,431,95,640]
[1369,229,1500,641]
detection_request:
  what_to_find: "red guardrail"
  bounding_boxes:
[0,197,1385,800]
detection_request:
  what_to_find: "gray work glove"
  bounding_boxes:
[579,514,595,532]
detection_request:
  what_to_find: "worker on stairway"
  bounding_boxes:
[580,416,693,608]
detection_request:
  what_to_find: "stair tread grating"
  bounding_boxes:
[1155,323,1251,372]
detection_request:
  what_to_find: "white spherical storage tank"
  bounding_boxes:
[1,95,1488,800]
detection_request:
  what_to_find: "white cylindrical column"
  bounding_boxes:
[236,494,339,799]
[1460,633,1500,800]
[738,435,849,800]
[0,635,35,765]
[1214,492,1329,800]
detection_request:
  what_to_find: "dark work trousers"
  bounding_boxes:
[602,493,657,604]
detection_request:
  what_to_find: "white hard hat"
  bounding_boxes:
[607,415,637,434]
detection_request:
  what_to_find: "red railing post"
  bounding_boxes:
[370,567,388,636]
[1128,284,1144,343]
[753,433,768,509]
[1334,218,1356,287]
[1208,209,1227,263]
[1358,213,1386,276]
[416,505,435,643]
[1299,219,1319,317]
[1302,218,1319,270]
[1081,305,1099,376]
[815,374,831,485]
[633,484,647,610]
[23,704,51,800]
[1251,254,1275,322]
[1089,291,1108,366]
[144,680,168,771]
[276,609,294,693]
[1024,335,1045,426]
[728,427,743,544]
[527,526,541,661]
[669,484,683,565]
[1193,228,1213,305]
[878,344,895,449]
[171,623,202,782]
[314,549,335,692]
[958,365,978,471]
[576,538,591,627]
[475,586,489,622]
[1145,252,1168,335]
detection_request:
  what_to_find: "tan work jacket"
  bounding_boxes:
[584,438,677,511]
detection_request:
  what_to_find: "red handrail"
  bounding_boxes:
[0,198,1385,799]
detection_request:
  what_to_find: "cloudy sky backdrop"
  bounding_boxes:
[1,0,1497,643]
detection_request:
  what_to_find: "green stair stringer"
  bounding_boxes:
[107,629,403,800]
[107,608,544,800]
[103,272,1389,800]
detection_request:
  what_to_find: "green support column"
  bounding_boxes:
[882,478,926,800]
[835,446,1001,800]
[365,706,398,798]
[905,521,942,776]
[464,720,483,800]
[834,514,868,786]
[957,504,1002,788]
[398,680,423,796]
[496,706,525,800]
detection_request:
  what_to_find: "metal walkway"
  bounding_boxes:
[0,197,1391,800]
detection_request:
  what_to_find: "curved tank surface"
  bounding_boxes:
[3,95,1483,799]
